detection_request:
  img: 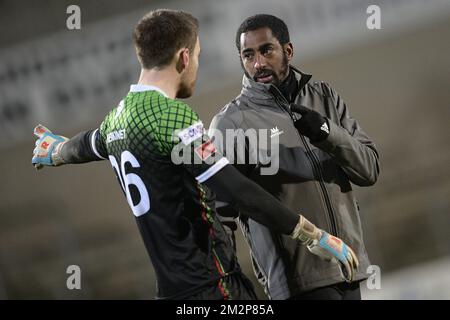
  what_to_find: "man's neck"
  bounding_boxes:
[137,68,178,99]
[277,69,298,103]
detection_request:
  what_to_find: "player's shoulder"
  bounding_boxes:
[99,101,120,131]
[305,79,336,98]
[153,98,204,153]
[166,98,198,114]
[159,99,200,127]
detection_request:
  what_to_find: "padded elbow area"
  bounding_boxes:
[360,161,380,186]
[353,171,378,187]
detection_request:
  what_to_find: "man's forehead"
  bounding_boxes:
[240,27,277,50]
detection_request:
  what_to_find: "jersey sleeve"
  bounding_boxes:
[155,102,229,183]
[90,114,110,160]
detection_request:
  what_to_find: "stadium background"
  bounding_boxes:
[0,0,449,299]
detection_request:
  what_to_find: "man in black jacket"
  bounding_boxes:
[210,14,380,300]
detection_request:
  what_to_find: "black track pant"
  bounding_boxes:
[290,281,361,300]
[186,272,258,300]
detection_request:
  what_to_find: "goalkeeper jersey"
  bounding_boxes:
[90,84,237,299]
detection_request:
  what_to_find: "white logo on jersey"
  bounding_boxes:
[106,129,126,143]
[177,121,204,145]
[114,100,125,119]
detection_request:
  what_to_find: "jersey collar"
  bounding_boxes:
[129,84,169,98]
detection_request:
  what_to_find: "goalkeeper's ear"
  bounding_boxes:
[176,47,190,73]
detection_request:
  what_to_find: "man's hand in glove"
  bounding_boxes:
[290,104,330,143]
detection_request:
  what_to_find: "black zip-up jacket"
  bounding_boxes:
[209,66,380,299]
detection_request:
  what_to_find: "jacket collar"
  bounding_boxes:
[241,66,312,105]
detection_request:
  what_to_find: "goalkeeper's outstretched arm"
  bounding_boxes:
[60,130,104,163]
[32,125,103,169]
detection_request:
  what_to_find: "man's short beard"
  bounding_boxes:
[277,53,290,86]
[176,85,191,99]
[242,52,290,87]
[176,79,194,99]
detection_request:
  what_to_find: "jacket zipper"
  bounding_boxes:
[271,87,338,236]
[300,134,338,236]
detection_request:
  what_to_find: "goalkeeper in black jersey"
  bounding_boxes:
[32,9,358,299]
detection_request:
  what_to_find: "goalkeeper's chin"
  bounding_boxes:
[176,81,196,99]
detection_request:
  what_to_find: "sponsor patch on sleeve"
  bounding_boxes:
[177,121,205,145]
[194,139,217,161]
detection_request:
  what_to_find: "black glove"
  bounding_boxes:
[290,104,330,143]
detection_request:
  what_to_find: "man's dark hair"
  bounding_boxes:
[235,14,290,52]
[133,9,199,69]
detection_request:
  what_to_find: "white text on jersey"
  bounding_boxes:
[107,129,126,143]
